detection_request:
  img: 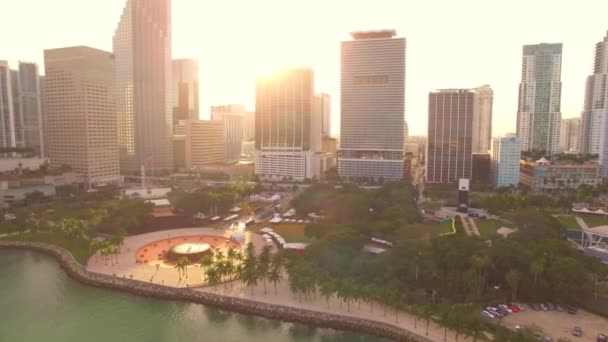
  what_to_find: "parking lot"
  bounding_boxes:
[501,306,608,341]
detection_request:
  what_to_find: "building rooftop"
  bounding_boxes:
[350,30,397,40]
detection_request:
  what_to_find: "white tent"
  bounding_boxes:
[269,217,282,223]
[260,227,274,233]
[231,232,245,244]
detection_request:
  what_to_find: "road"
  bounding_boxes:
[575,216,589,230]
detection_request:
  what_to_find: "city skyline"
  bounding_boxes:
[2,0,608,137]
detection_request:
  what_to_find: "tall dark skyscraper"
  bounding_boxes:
[114,0,173,175]
[172,59,199,127]
[255,68,320,180]
[426,89,474,184]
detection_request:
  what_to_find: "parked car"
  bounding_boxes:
[499,304,513,313]
[555,304,565,312]
[487,307,503,317]
[481,310,495,319]
[545,303,555,310]
[496,306,510,316]
[531,303,541,311]
[567,305,578,314]
[540,303,548,311]
[597,333,607,342]
[512,302,526,311]
[507,304,519,313]
[572,326,583,337]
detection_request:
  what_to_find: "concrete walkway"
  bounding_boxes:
[467,217,481,237]
[575,216,589,230]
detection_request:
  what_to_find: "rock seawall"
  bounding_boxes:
[0,241,432,342]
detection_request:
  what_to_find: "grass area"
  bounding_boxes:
[252,223,314,243]
[475,219,507,238]
[555,215,581,230]
[0,232,92,264]
[579,214,608,228]
[394,222,447,243]
[419,201,443,211]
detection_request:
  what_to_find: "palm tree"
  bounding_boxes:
[215,250,225,263]
[206,267,220,291]
[257,246,271,294]
[268,265,282,295]
[176,256,190,279]
[530,257,544,286]
[226,248,237,263]
[319,279,334,309]
[200,255,214,282]
[225,259,236,288]
[506,268,523,301]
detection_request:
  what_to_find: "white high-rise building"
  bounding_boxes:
[516,43,562,155]
[0,61,16,149]
[560,117,580,152]
[211,104,245,162]
[472,85,493,153]
[114,0,173,175]
[581,31,608,155]
[315,93,331,138]
[491,134,520,187]
[44,46,120,186]
[339,30,405,181]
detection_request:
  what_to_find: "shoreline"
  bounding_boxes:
[0,241,431,342]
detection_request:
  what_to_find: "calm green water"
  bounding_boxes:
[0,250,387,342]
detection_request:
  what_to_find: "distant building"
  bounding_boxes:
[255,68,327,181]
[560,118,580,152]
[315,93,331,138]
[339,30,405,181]
[211,104,244,162]
[15,62,45,157]
[491,135,520,187]
[581,31,608,155]
[404,142,420,159]
[184,120,225,169]
[516,43,563,155]
[471,153,491,185]
[520,158,601,191]
[172,59,199,127]
[44,46,120,186]
[426,89,474,184]
[0,61,16,148]
[114,0,173,175]
[0,157,47,173]
[0,175,55,208]
[472,85,493,153]
[244,111,255,142]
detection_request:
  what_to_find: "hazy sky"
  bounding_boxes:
[2,0,608,137]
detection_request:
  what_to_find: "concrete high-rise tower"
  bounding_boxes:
[472,85,493,153]
[516,43,562,155]
[0,61,16,149]
[44,46,120,186]
[114,0,173,175]
[560,117,580,152]
[211,104,245,162]
[581,31,608,155]
[339,30,405,181]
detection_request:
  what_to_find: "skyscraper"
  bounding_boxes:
[184,120,225,169]
[560,117,580,152]
[44,46,120,186]
[315,93,331,138]
[244,110,255,142]
[172,59,199,127]
[472,85,493,153]
[339,30,405,181]
[516,43,562,155]
[491,134,520,187]
[0,61,16,149]
[114,0,173,175]
[580,31,608,155]
[255,68,324,181]
[211,104,245,162]
[426,89,474,184]
[16,62,44,157]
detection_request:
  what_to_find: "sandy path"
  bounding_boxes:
[198,278,473,342]
[467,217,480,237]
[458,215,473,237]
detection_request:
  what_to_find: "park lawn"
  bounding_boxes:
[253,223,314,243]
[580,214,608,228]
[555,215,581,230]
[475,219,507,238]
[0,232,92,264]
[394,222,447,243]
[419,201,443,211]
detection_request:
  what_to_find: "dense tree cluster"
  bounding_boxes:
[172,182,252,216]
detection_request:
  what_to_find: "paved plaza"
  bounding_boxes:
[86,227,268,288]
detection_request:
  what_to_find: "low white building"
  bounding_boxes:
[0,158,48,173]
